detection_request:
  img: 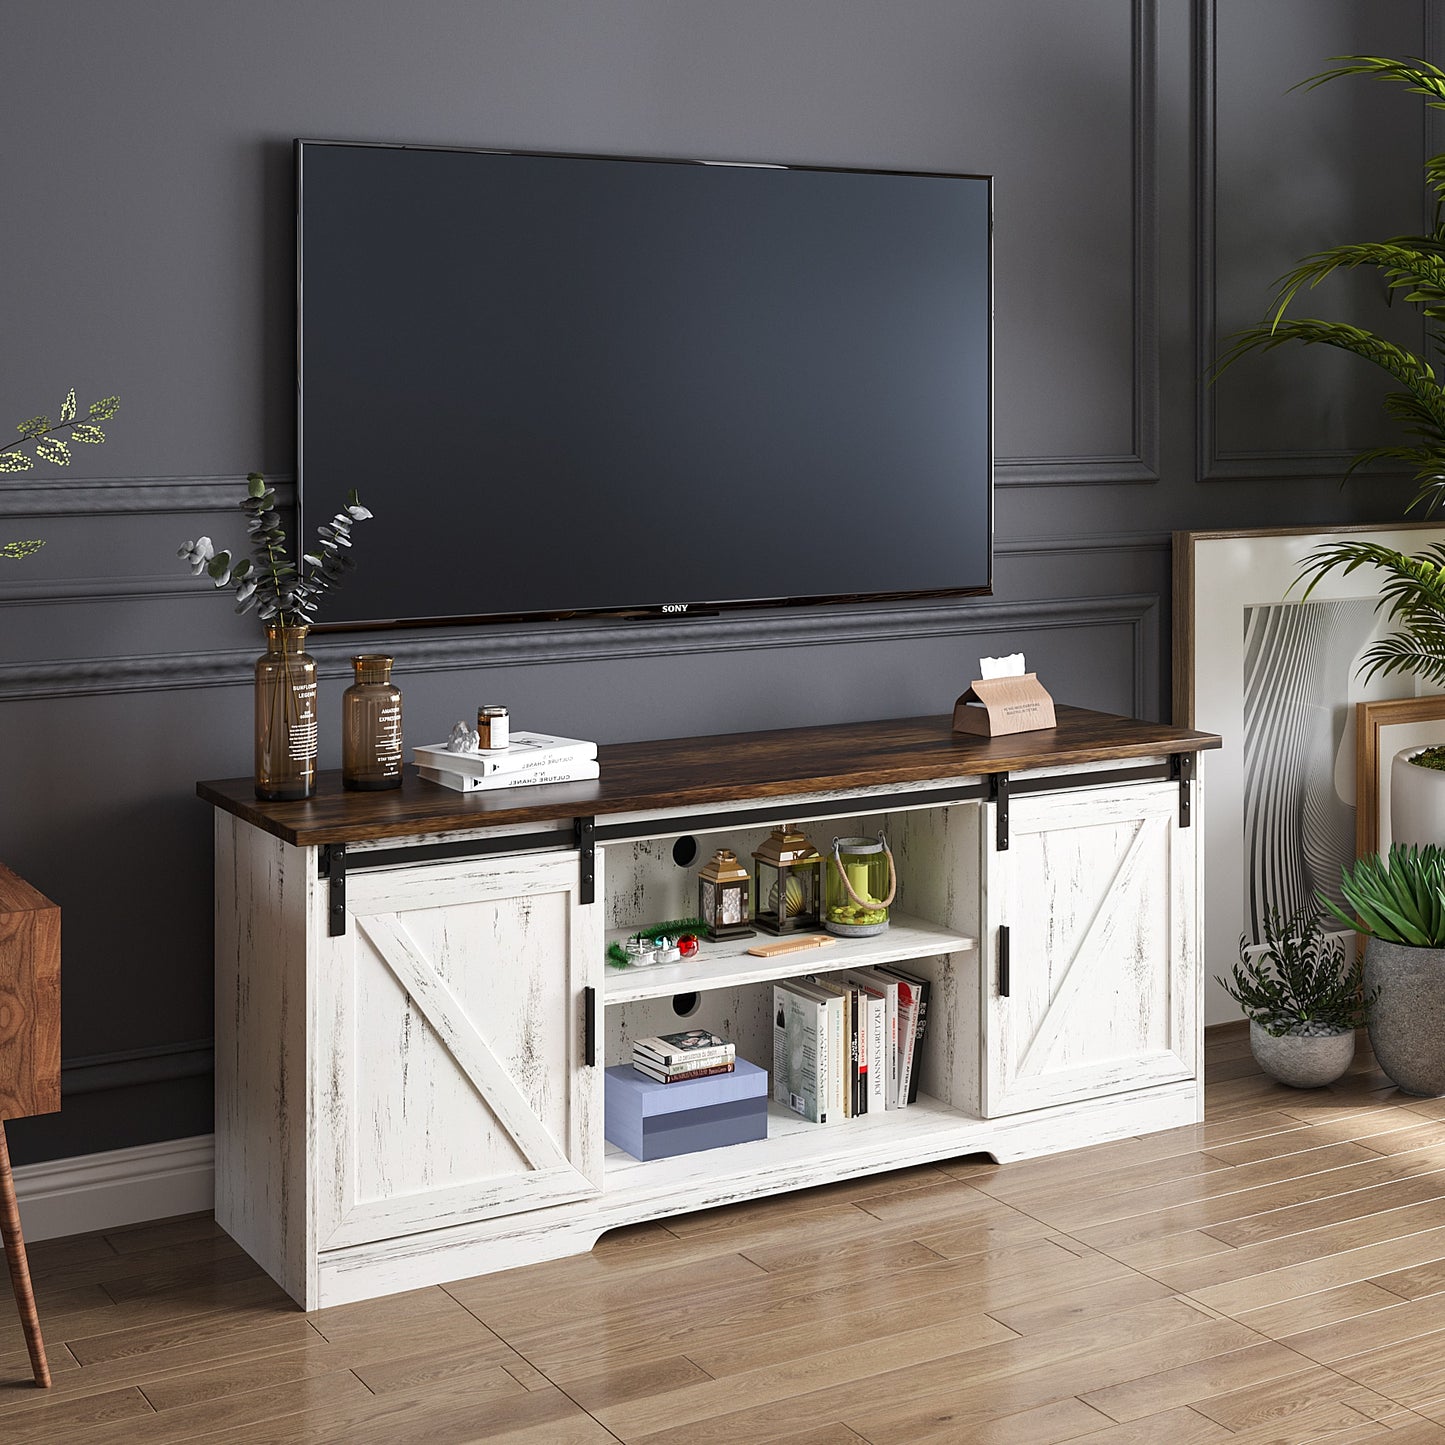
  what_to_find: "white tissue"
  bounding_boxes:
[979,653,1025,679]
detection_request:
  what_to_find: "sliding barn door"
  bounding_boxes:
[314,849,602,1252]
[982,781,1197,1117]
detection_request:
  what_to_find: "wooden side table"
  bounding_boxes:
[0,864,59,1388]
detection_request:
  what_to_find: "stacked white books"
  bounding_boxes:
[632,1030,736,1084]
[414,731,599,793]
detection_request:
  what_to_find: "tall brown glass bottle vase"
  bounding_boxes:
[0,863,60,1388]
[254,624,318,801]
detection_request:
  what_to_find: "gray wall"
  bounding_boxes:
[0,0,1433,1164]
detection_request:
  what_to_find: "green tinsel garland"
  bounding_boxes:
[606,916,709,968]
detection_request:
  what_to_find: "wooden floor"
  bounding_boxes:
[15,1030,1445,1441]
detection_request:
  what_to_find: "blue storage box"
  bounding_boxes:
[604,1059,768,1161]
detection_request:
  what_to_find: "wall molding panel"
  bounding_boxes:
[1193,0,1437,484]
[997,0,1159,488]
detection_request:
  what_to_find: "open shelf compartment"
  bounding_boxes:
[603,912,975,1004]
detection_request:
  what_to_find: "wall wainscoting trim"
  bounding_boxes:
[0,592,1161,703]
[0,535,1174,610]
[997,531,1171,557]
[0,475,297,519]
[61,1040,215,1098]
[0,574,208,606]
[12,1133,215,1243]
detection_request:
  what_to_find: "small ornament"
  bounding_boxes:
[447,721,479,753]
[625,937,657,966]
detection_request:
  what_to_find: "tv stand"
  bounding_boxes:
[199,706,1218,1309]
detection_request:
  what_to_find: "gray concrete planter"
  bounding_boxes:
[1248,1022,1354,1089]
[1366,936,1445,1096]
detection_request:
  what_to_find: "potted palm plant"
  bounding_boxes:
[1324,844,1445,1095]
[1216,904,1371,1087]
[1219,56,1445,842]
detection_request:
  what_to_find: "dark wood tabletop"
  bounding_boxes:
[197,706,1221,849]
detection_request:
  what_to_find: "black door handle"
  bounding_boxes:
[998,925,1010,997]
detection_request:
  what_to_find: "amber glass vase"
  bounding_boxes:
[254,624,318,801]
[342,654,403,791]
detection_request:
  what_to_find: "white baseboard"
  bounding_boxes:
[11,1133,215,1242]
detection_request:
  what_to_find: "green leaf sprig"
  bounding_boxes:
[1322,843,1445,947]
[2,387,119,561]
[177,472,373,628]
[1,387,119,475]
[1215,904,1373,1036]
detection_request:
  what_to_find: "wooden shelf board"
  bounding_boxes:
[602,912,974,1004]
[603,1091,978,1190]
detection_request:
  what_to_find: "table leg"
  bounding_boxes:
[0,1121,50,1387]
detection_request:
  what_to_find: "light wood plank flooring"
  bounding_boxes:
[11,1028,1445,1441]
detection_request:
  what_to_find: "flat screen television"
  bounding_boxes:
[297,140,993,630]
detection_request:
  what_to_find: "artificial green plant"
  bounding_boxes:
[1322,842,1445,947]
[1215,903,1373,1036]
[1,388,120,559]
[177,472,372,624]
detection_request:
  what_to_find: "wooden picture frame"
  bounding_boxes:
[1173,522,1445,1024]
[1355,695,1445,858]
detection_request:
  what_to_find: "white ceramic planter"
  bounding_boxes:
[1391,746,1445,849]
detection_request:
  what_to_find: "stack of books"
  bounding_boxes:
[632,1030,736,1084]
[773,964,930,1124]
[414,731,598,793]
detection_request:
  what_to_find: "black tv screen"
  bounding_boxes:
[298,140,992,628]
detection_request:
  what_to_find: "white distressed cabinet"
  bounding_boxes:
[203,708,1217,1308]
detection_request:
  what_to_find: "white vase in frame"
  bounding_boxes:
[1391,746,1445,849]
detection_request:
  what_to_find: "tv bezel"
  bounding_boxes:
[296,137,994,633]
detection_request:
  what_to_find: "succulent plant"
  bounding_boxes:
[1322,843,1445,948]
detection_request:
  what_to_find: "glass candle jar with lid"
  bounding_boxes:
[342,654,403,791]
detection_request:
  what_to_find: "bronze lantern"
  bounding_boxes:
[697,848,754,941]
[751,824,824,935]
